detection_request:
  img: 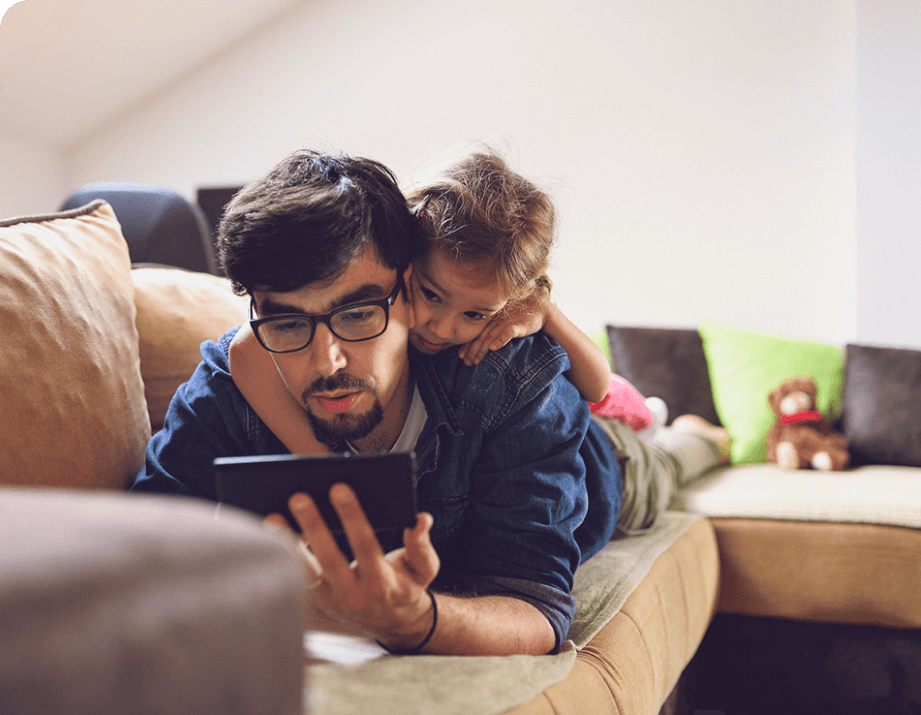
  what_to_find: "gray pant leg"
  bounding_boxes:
[591,416,722,534]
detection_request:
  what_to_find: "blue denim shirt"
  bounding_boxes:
[132,327,623,646]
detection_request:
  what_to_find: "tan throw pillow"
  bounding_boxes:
[132,266,248,432]
[0,201,151,489]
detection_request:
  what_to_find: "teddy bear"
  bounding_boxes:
[766,376,850,471]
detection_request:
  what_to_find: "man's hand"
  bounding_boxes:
[268,483,440,651]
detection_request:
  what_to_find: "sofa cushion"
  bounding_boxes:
[604,325,720,426]
[842,343,921,467]
[674,463,921,628]
[0,201,150,489]
[674,463,921,529]
[698,322,845,465]
[132,266,248,432]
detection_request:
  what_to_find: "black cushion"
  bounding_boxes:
[605,325,720,426]
[842,343,921,467]
[61,183,217,275]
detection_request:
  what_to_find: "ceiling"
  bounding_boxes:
[0,0,303,148]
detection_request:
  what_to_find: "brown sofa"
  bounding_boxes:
[602,325,921,712]
[2,200,917,714]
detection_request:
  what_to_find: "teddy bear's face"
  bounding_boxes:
[778,390,813,416]
[768,376,818,415]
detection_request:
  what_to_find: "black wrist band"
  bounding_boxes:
[376,588,438,655]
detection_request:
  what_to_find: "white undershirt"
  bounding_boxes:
[389,384,428,454]
[346,384,427,455]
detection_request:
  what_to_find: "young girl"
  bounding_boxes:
[229,150,728,524]
[405,150,660,431]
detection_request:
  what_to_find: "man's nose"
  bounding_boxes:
[309,324,347,376]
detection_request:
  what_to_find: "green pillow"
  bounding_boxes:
[698,322,845,465]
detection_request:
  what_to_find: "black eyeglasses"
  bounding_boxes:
[249,275,404,354]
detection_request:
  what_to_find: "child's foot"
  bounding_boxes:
[672,414,732,465]
[644,396,668,432]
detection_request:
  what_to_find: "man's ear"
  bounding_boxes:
[403,264,416,331]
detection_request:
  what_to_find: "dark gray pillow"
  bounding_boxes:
[842,343,921,466]
[605,325,721,426]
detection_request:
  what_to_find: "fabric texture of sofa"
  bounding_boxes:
[2,198,918,713]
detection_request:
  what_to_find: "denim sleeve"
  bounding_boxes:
[459,350,591,646]
[131,329,277,498]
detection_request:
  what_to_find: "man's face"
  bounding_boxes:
[251,251,414,451]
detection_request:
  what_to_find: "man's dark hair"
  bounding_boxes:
[217,149,414,295]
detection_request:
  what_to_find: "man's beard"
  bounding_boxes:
[301,373,384,447]
[304,400,384,447]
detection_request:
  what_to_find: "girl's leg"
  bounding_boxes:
[592,414,730,534]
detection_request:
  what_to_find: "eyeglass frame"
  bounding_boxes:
[248,273,405,354]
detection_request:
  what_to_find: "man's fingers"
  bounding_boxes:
[329,483,387,578]
[289,491,353,585]
[264,513,325,589]
[264,513,292,531]
[401,512,440,584]
[295,540,325,583]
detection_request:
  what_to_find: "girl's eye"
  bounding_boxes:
[420,286,440,303]
[464,312,490,322]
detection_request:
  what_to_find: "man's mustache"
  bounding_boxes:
[302,374,375,402]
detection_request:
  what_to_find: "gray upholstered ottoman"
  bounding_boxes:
[0,488,307,715]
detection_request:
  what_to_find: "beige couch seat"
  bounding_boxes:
[673,463,921,629]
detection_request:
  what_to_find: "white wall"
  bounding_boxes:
[7,2,917,347]
[62,0,862,345]
[0,133,64,218]
[855,0,921,349]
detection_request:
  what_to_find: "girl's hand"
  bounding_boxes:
[457,293,549,366]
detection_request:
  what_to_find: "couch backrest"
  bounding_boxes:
[0,201,150,489]
[132,266,248,432]
[0,202,249,490]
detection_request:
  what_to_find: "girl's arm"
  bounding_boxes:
[229,324,330,455]
[541,303,611,403]
[457,296,611,403]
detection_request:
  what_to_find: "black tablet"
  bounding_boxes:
[213,451,417,534]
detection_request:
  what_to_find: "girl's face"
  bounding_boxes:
[408,248,509,355]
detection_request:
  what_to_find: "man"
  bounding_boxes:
[133,149,723,656]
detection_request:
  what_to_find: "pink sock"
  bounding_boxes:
[588,375,654,431]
